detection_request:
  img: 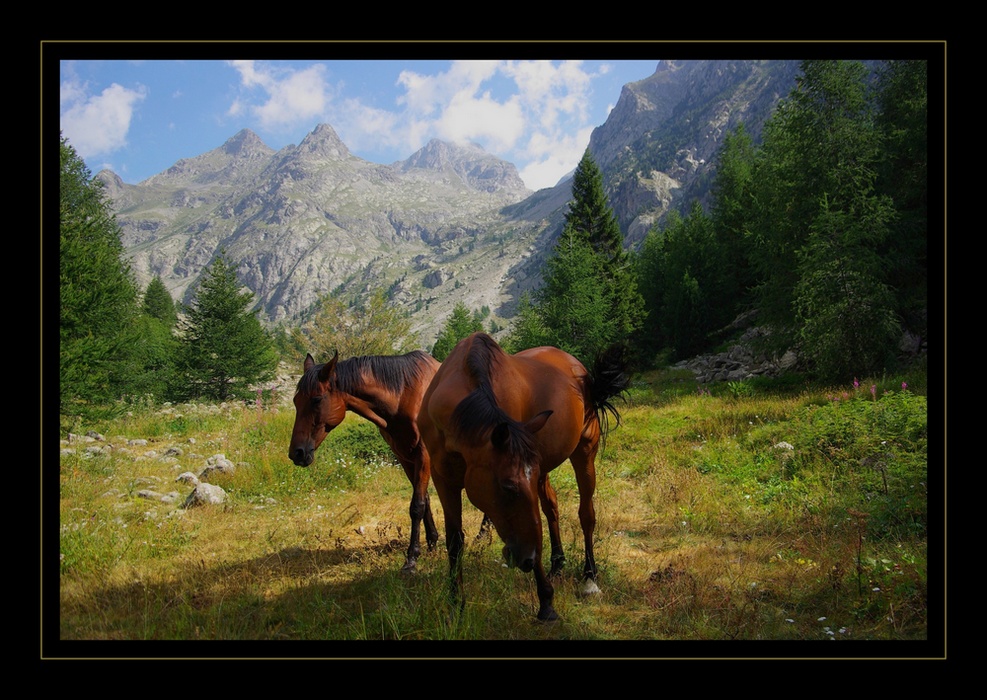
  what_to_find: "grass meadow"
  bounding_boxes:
[52,364,936,657]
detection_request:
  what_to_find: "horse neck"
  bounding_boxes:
[335,358,402,426]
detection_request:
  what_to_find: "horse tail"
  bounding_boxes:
[587,343,630,442]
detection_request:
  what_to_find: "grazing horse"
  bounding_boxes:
[418,332,628,621]
[288,350,443,572]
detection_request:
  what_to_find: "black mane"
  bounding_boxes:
[450,334,539,461]
[297,350,434,396]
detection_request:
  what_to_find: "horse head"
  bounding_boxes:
[462,410,553,573]
[288,352,348,466]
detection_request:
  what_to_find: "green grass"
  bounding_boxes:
[54,366,934,651]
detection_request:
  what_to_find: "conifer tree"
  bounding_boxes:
[59,134,140,423]
[174,253,278,401]
[514,150,643,362]
[142,276,178,327]
[502,293,547,355]
[431,301,485,360]
[127,276,179,400]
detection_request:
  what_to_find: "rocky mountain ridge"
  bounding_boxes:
[100,59,802,347]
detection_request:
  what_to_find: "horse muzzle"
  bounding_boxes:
[289,446,315,467]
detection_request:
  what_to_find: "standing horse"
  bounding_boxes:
[418,332,628,621]
[288,350,443,572]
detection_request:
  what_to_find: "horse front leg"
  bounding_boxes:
[431,467,466,615]
[532,560,558,622]
[538,475,565,577]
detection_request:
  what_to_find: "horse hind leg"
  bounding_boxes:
[401,451,436,573]
[570,444,600,596]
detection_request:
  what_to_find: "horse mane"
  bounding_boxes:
[451,334,539,462]
[297,350,434,396]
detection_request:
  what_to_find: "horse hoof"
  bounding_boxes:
[401,561,417,575]
[578,578,601,597]
[537,607,559,622]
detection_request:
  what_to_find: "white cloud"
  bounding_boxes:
[59,80,146,158]
[396,60,501,117]
[437,91,525,152]
[332,97,404,154]
[520,125,595,190]
[228,60,332,130]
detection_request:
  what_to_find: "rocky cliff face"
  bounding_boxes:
[101,60,801,348]
[588,59,800,243]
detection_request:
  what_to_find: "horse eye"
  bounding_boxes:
[500,479,520,496]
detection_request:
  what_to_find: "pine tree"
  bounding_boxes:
[709,124,757,311]
[59,134,140,423]
[515,150,643,362]
[431,301,485,360]
[142,276,178,327]
[567,150,625,264]
[502,293,548,355]
[535,225,611,360]
[126,276,179,400]
[175,253,278,401]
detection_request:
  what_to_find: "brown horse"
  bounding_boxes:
[418,332,628,621]
[288,350,443,572]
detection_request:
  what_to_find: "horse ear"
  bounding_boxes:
[304,353,316,372]
[525,410,553,434]
[318,350,339,383]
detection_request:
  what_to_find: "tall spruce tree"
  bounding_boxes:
[175,253,278,401]
[709,124,757,311]
[518,151,643,362]
[59,134,140,423]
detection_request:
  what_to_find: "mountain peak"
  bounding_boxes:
[297,123,350,159]
[222,128,269,157]
[399,139,528,195]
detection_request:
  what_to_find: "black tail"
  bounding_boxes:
[587,343,630,441]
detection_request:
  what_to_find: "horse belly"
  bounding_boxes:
[535,407,584,472]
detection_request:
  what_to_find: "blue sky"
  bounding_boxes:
[59,59,661,191]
